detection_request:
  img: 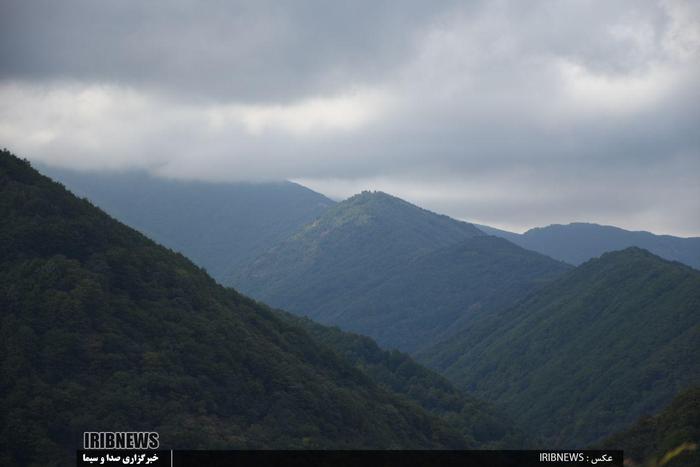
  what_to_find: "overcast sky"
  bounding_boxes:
[1,1,698,235]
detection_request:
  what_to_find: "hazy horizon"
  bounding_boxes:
[1,0,699,236]
[33,160,700,238]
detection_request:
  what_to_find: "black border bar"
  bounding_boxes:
[78,449,623,467]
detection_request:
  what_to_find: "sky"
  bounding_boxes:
[1,0,699,236]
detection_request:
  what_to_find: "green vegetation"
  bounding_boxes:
[419,248,700,447]
[41,165,334,283]
[280,312,527,448]
[601,386,699,467]
[234,191,569,353]
[0,150,475,466]
[8,146,695,465]
[478,222,700,270]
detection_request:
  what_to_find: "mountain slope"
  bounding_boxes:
[358,236,570,351]
[233,191,569,352]
[0,150,470,465]
[279,312,527,448]
[478,222,700,270]
[39,165,335,283]
[419,248,700,447]
[474,223,523,244]
[601,386,699,467]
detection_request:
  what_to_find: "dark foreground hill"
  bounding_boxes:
[419,248,700,447]
[233,191,569,353]
[602,386,699,467]
[478,222,700,270]
[279,312,527,448]
[40,165,334,283]
[0,150,472,465]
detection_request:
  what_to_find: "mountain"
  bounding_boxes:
[601,386,699,467]
[0,150,474,465]
[233,191,570,353]
[474,223,524,243]
[39,165,335,283]
[477,222,700,270]
[278,312,527,448]
[418,248,700,447]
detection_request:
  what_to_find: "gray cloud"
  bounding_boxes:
[0,0,455,103]
[1,0,698,235]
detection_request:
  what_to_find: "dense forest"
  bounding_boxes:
[234,191,569,352]
[279,312,527,448]
[419,248,700,446]
[3,148,698,465]
[0,150,478,465]
[602,386,699,467]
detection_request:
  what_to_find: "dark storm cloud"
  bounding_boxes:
[0,0,698,235]
[0,0,460,103]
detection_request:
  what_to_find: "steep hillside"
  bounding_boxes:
[40,165,334,283]
[419,248,700,447]
[478,222,700,270]
[357,236,570,351]
[280,312,527,448]
[234,191,569,352]
[601,386,699,467]
[0,150,470,465]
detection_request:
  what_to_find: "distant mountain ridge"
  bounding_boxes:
[418,247,700,447]
[39,165,335,283]
[233,191,570,353]
[477,222,700,270]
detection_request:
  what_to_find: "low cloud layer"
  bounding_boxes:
[1,0,698,235]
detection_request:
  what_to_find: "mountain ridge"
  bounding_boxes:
[234,191,570,353]
[418,246,700,446]
[477,221,700,269]
[37,164,335,283]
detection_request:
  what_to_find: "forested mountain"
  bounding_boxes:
[419,248,700,447]
[477,222,700,270]
[40,165,334,283]
[0,150,475,465]
[601,386,699,467]
[279,312,527,448]
[233,191,569,353]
